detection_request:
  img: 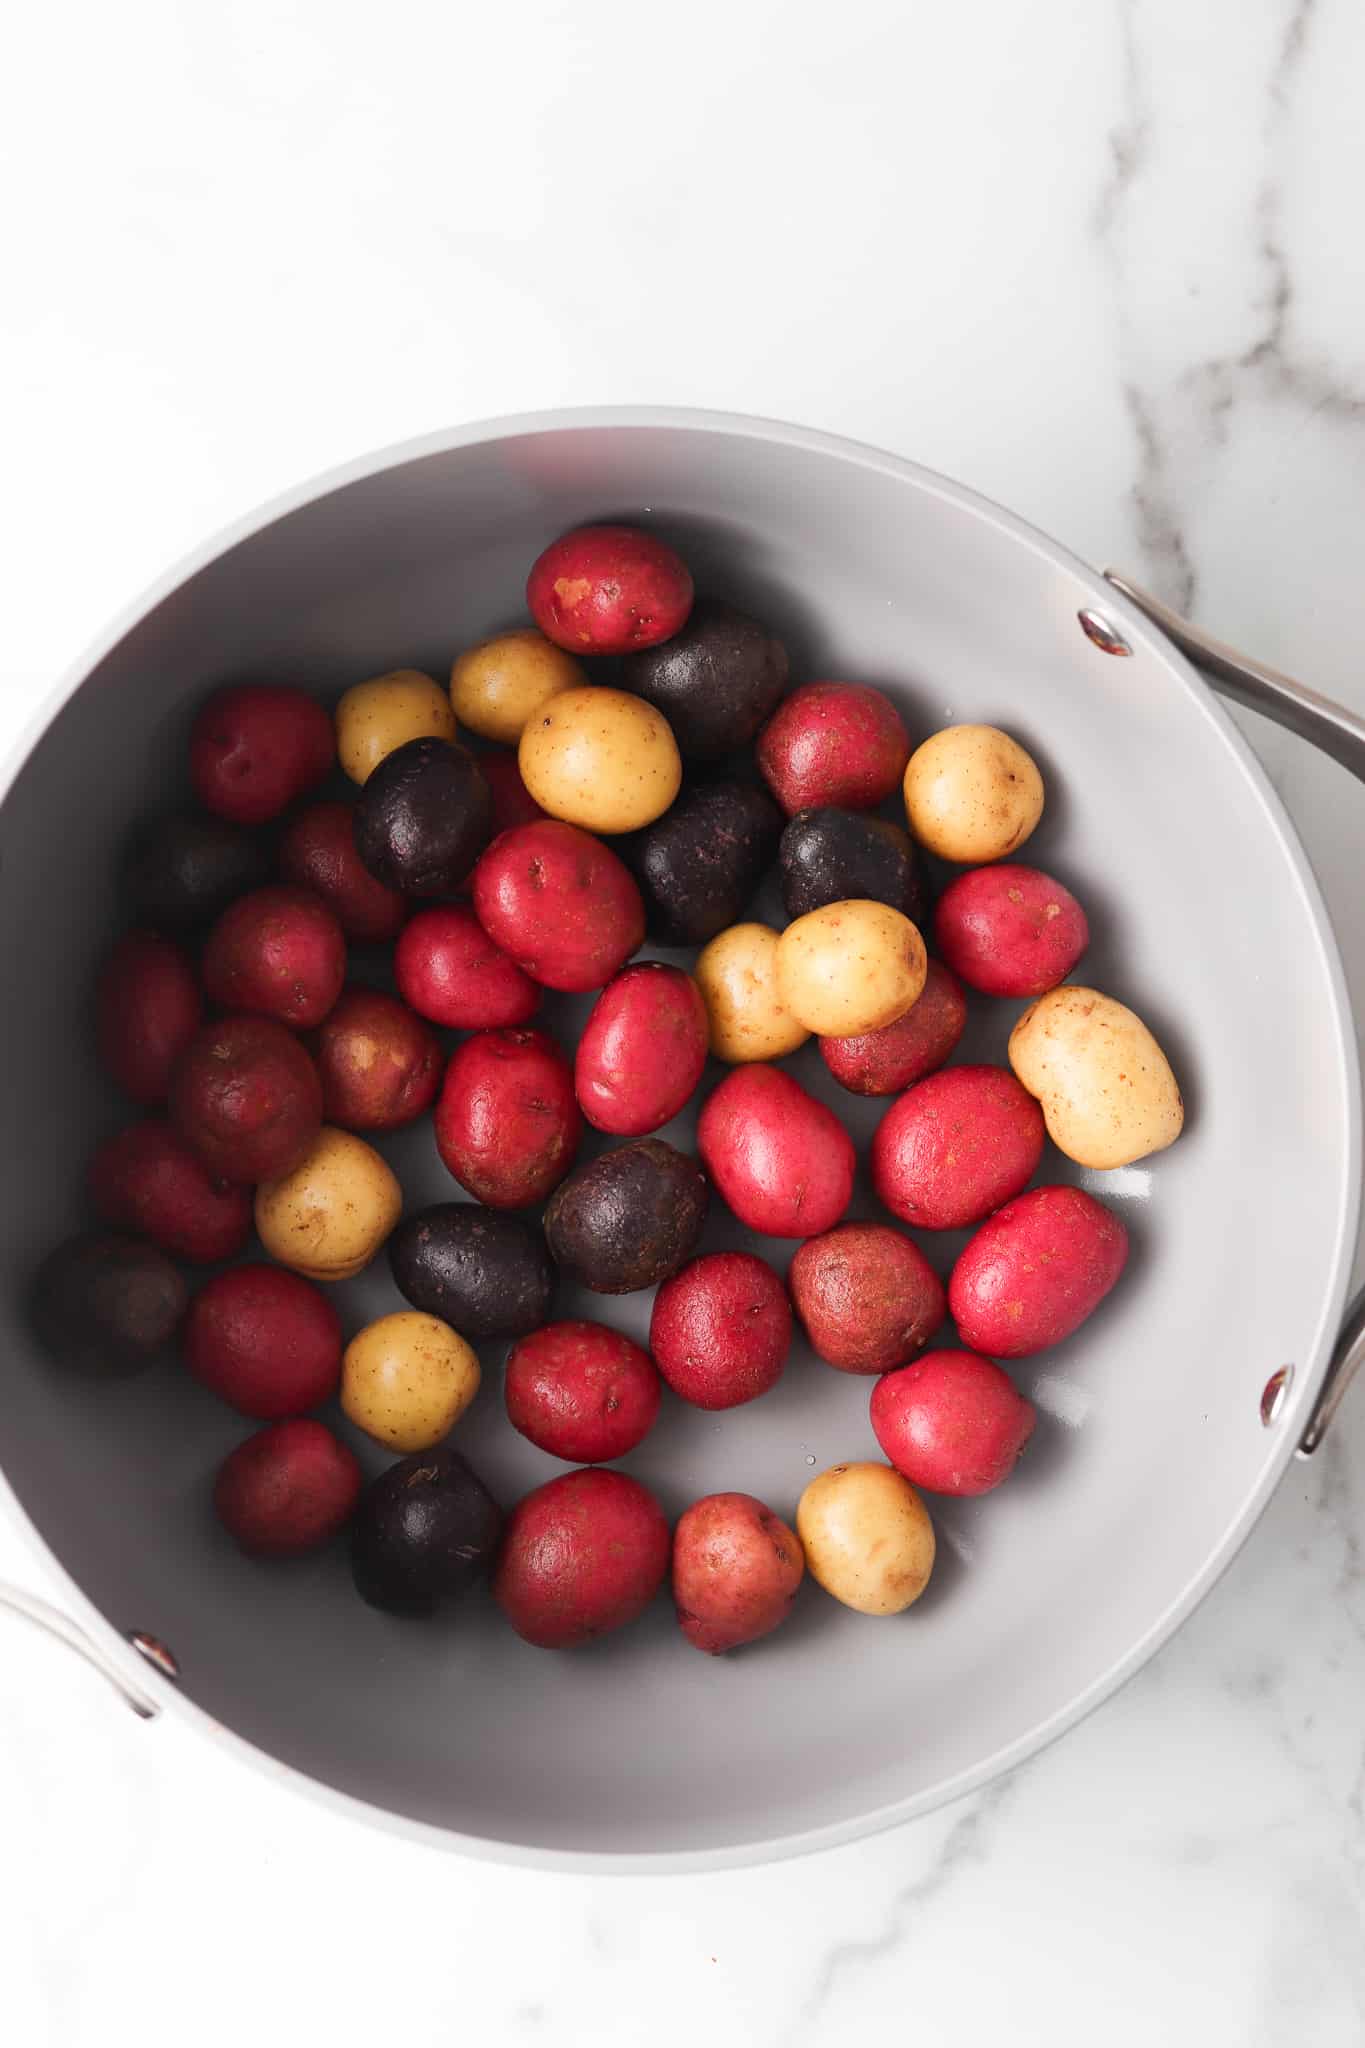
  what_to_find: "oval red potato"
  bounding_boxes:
[948,1184,1129,1358]
[650,1252,792,1409]
[278,800,409,944]
[698,1065,855,1238]
[871,1064,1044,1230]
[190,684,334,826]
[435,1027,581,1209]
[934,864,1088,998]
[789,1222,945,1374]
[526,524,693,654]
[673,1492,805,1654]
[311,987,443,1132]
[185,1265,343,1418]
[96,930,203,1107]
[575,962,709,1136]
[757,681,910,815]
[89,1118,253,1264]
[169,1014,323,1185]
[819,959,967,1097]
[504,1321,661,1463]
[472,820,645,993]
[214,1419,362,1556]
[870,1349,1036,1496]
[201,885,346,1031]
[395,905,542,1029]
[493,1467,672,1648]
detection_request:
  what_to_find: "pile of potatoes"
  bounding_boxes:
[34,517,1185,1652]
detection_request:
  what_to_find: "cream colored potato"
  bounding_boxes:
[254,1127,402,1281]
[341,1311,480,1452]
[336,669,457,784]
[450,627,584,744]
[796,1462,935,1616]
[518,685,681,833]
[776,900,927,1038]
[695,922,810,1063]
[1009,984,1184,1168]
[903,723,1044,863]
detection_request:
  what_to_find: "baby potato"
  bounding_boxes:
[254,1126,402,1281]
[450,627,584,744]
[336,670,458,785]
[341,1311,480,1452]
[796,1462,935,1615]
[518,686,681,834]
[904,724,1043,863]
[1008,984,1184,1168]
[695,922,810,1063]
[776,900,926,1037]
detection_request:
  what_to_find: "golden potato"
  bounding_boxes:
[341,1311,480,1452]
[903,723,1043,863]
[1008,984,1184,1169]
[518,685,681,833]
[254,1126,402,1281]
[450,627,584,745]
[336,669,457,785]
[776,900,927,1037]
[695,922,810,1063]
[797,1462,935,1615]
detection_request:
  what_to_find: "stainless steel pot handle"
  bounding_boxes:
[0,1580,165,1717]
[1104,570,1365,1454]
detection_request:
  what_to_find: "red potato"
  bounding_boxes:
[471,820,645,993]
[756,681,910,816]
[649,1252,792,1409]
[697,1065,854,1239]
[88,1119,252,1264]
[949,1184,1129,1358]
[819,959,967,1097]
[190,684,334,826]
[395,905,542,1030]
[574,963,709,1136]
[526,524,694,655]
[789,1222,945,1374]
[435,1026,581,1209]
[311,988,443,1132]
[871,1064,1044,1231]
[201,885,346,1031]
[934,864,1089,999]
[214,1419,362,1556]
[279,800,409,944]
[672,1492,805,1654]
[482,750,549,835]
[504,1320,661,1463]
[95,931,203,1107]
[871,1349,1036,1496]
[185,1264,343,1417]
[170,1014,323,1185]
[493,1467,671,1648]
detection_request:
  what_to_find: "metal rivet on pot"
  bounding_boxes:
[1260,1365,1294,1427]
[127,1632,180,1680]
[1078,608,1133,656]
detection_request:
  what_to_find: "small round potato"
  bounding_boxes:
[254,1126,402,1281]
[695,922,810,1063]
[450,628,584,744]
[1008,984,1184,1168]
[341,1311,480,1452]
[903,724,1044,863]
[796,1461,935,1615]
[336,670,458,785]
[776,900,927,1037]
[518,686,682,834]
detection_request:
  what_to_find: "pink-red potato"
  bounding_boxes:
[89,1119,253,1264]
[819,959,966,1096]
[757,681,910,815]
[190,684,334,826]
[310,988,443,1131]
[789,1222,945,1374]
[949,1184,1129,1358]
[278,800,408,944]
[170,1014,323,1185]
[201,886,346,1030]
[96,931,203,1107]
[185,1265,343,1417]
[526,524,693,655]
[649,1251,792,1409]
[871,1064,1044,1230]
[870,1349,1036,1495]
[574,963,708,1135]
[493,1467,672,1648]
[434,1027,581,1209]
[472,820,645,993]
[214,1419,362,1556]
[934,864,1088,998]
[395,905,542,1030]
[672,1492,805,1654]
[699,1066,855,1239]
[481,750,549,834]
[504,1320,661,1463]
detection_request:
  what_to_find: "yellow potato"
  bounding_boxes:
[1008,984,1184,1169]
[776,900,927,1037]
[695,922,810,1063]
[341,1312,480,1452]
[335,669,457,785]
[518,685,681,833]
[796,1462,935,1616]
[903,723,1043,863]
[254,1127,402,1281]
[450,627,584,745]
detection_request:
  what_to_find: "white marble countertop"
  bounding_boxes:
[4,2,1365,2040]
